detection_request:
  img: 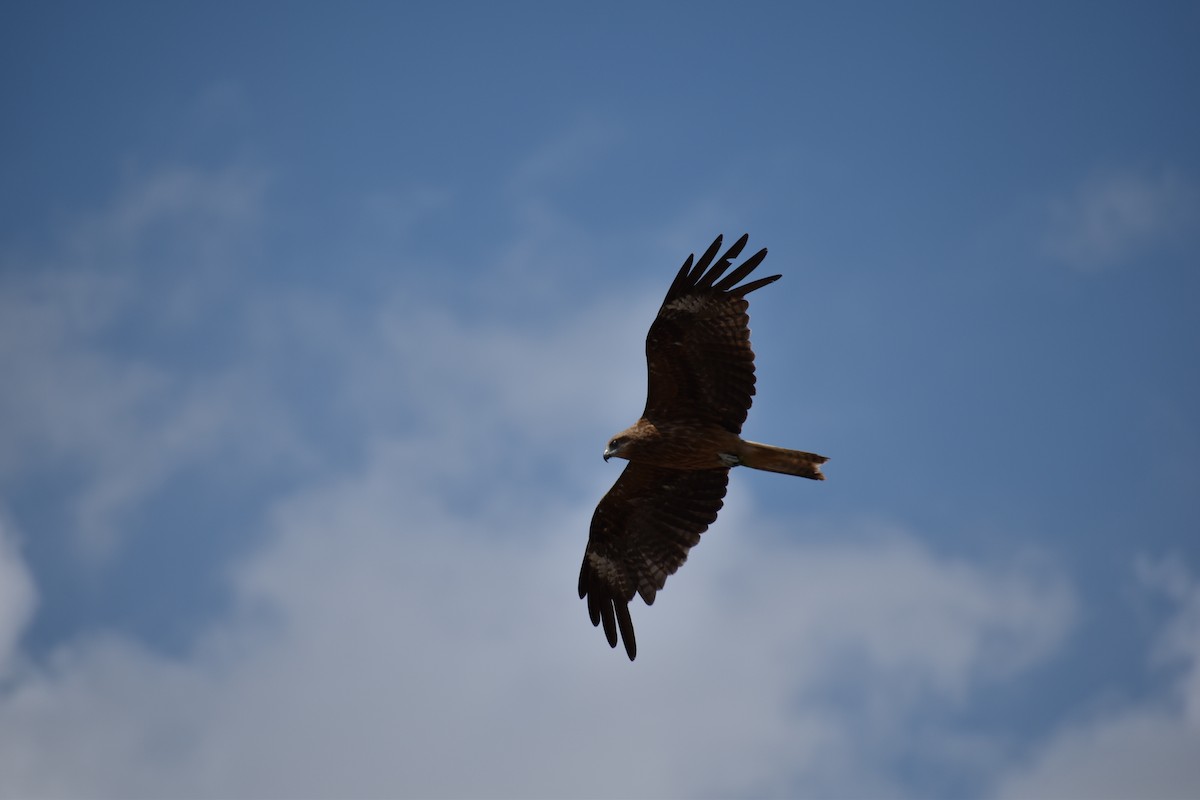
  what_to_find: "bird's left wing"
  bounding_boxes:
[578,462,730,659]
[643,234,780,433]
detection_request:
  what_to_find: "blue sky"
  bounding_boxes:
[2,2,1198,797]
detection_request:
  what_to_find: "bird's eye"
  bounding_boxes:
[609,439,619,449]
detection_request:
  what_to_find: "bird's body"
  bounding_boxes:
[604,418,742,470]
[578,234,828,660]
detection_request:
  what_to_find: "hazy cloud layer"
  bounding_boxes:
[1,124,1196,797]
[0,517,35,672]
[995,557,1200,799]
[1042,168,1199,271]
[0,162,1073,797]
[0,457,1077,798]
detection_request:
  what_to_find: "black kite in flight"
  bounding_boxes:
[578,234,827,660]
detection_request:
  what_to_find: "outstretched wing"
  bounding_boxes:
[578,462,729,660]
[643,233,780,434]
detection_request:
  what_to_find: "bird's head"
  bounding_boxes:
[603,435,631,462]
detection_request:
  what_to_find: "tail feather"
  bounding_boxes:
[738,440,828,480]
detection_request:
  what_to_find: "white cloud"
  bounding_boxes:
[1042,168,1199,270]
[0,154,1092,798]
[0,424,1077,798]
[992,556,1200,799]
[0,163,1078,794]
[0,164,302,558]
[0,515,36,676]
[11,152,1179,799]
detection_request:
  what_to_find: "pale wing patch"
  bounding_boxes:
[586,551,628,592]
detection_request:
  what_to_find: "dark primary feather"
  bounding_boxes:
[578,463,730,660]
[694,234,747,288]
[644,234,779,433]
[713,248,768,292]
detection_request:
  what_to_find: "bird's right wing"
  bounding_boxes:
[578,462,730,660]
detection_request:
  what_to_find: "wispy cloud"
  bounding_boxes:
[5,128,1197,797]
[1042,168,1199,271]
[0,462,1076,798]
[0,153,1085,798]
[0,515,36,673]
[0,164,285,558]
[993,556,1200,799]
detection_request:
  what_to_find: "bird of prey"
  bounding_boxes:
[578,234,827,660]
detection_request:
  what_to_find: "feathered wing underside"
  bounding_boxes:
[578,463,730,660]
[644,234,780,433]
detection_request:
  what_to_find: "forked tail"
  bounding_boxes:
[738,440,828,480]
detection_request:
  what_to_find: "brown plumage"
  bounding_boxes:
[578,233,828,660]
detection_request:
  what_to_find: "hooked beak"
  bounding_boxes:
[603,444,616,462]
